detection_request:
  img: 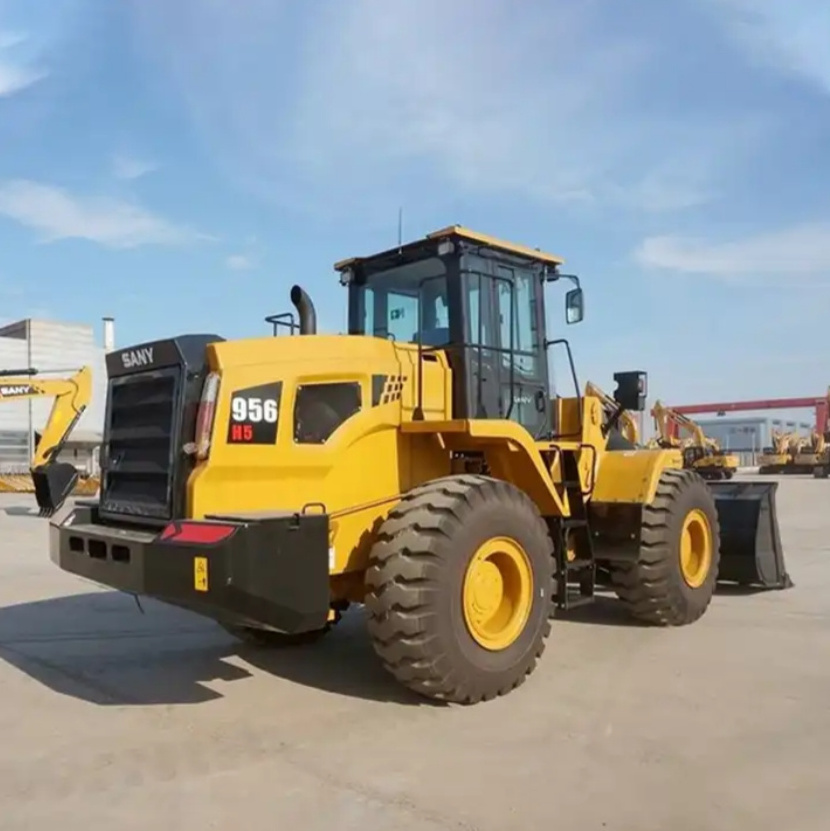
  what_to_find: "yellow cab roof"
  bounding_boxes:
[333,225,565,271]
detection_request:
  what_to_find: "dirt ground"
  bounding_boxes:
[0,476,827,831]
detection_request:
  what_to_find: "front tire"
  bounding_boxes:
[610,469,720,626]
[364,474,556,704]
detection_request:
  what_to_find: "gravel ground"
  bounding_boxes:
[0,475,827,831]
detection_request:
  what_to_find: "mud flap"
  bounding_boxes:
[31,462,80,518]
[706,480,793,590]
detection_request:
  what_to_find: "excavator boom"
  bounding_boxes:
[0,366,93,516]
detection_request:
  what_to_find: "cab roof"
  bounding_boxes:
[333,225,565,271]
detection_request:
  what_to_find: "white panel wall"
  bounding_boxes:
[26,319,107,437]
[0,334,31,464]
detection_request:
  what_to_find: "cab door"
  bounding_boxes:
[493,265,551,438]
[460,256,551,437]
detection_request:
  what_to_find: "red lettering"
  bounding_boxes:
[230,423,254,442]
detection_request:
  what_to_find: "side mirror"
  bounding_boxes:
[613,370,648,412]
[565,287,584,324]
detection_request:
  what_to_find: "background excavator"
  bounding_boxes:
[758,429,794,474]
[650,400,738,480]
[793,431,825,474]
[0,365,93,516]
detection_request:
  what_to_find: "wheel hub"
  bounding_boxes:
[462,536,533,651]
[679,508,713,589]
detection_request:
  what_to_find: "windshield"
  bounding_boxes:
[352,257,449,345]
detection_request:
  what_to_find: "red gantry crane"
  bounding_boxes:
[665,395,829,442]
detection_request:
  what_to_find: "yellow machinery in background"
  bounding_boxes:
[758,430,795,474]
[49,226,791,705]
[651,400,739,480]
[793,432,825,474]
[0,366,94,516]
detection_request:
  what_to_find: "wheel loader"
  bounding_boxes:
[48,226,791,704]
[0,365,93,516]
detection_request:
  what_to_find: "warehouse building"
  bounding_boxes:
[0,317,113,473]
[695,416,813,466]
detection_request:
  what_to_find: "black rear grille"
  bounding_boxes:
[99,368,180,522]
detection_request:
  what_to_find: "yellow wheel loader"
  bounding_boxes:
[48,226,791,705]
[0,366,93,516]
[651,401,739,481]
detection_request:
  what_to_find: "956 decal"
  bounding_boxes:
[227,381,282,445]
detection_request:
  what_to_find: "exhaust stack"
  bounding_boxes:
[290,285,317,335]
[102,317,115,352]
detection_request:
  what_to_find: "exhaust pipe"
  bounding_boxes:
[290,284,317,335]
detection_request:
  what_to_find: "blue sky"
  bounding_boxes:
[1,0,829,417]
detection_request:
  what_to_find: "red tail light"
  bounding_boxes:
[159,521,237,545]
[186,371,220,461]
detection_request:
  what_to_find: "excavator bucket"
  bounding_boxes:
[706,480,793,590]
[31,461,79,518]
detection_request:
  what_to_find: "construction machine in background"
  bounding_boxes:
[651,400,739,480]
[813,439,830,478]
[758,430,795,474]
[48,226,791,705]
[793,431,825,474]
[0,366,93,516]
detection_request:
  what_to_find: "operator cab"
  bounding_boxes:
[336,225,584,439]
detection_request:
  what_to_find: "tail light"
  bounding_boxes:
[158,520,237,545]
[185,371,220,461]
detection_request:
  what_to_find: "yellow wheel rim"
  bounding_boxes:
[462,536,534,651]
[679,508,713,589]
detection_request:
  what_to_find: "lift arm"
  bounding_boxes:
[585,380,639,444]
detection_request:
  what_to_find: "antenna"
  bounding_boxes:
[397,206,403,251]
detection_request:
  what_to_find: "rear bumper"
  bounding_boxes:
[49,502,331,633]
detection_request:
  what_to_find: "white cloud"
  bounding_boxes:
[0,30,46,97]
[111,154,158,180]
[127,0,761,215]
[706,1,830,93]
[633,221,830,283]
[225,253,255,270]
[0,179,208,248]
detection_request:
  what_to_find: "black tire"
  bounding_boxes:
[609,468,721,626]
[364,474,556,704]
[221,609,342,648]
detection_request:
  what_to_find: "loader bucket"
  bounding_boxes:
[31,462,79,518]
[706,480,793,590]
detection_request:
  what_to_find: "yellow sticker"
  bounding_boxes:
[194,556,209,592]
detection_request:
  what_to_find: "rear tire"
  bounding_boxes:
[364,474,556,704]
[609,469,720,626]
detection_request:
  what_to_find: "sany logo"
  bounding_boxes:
[0,384,34,396]
[121,347,154,370]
